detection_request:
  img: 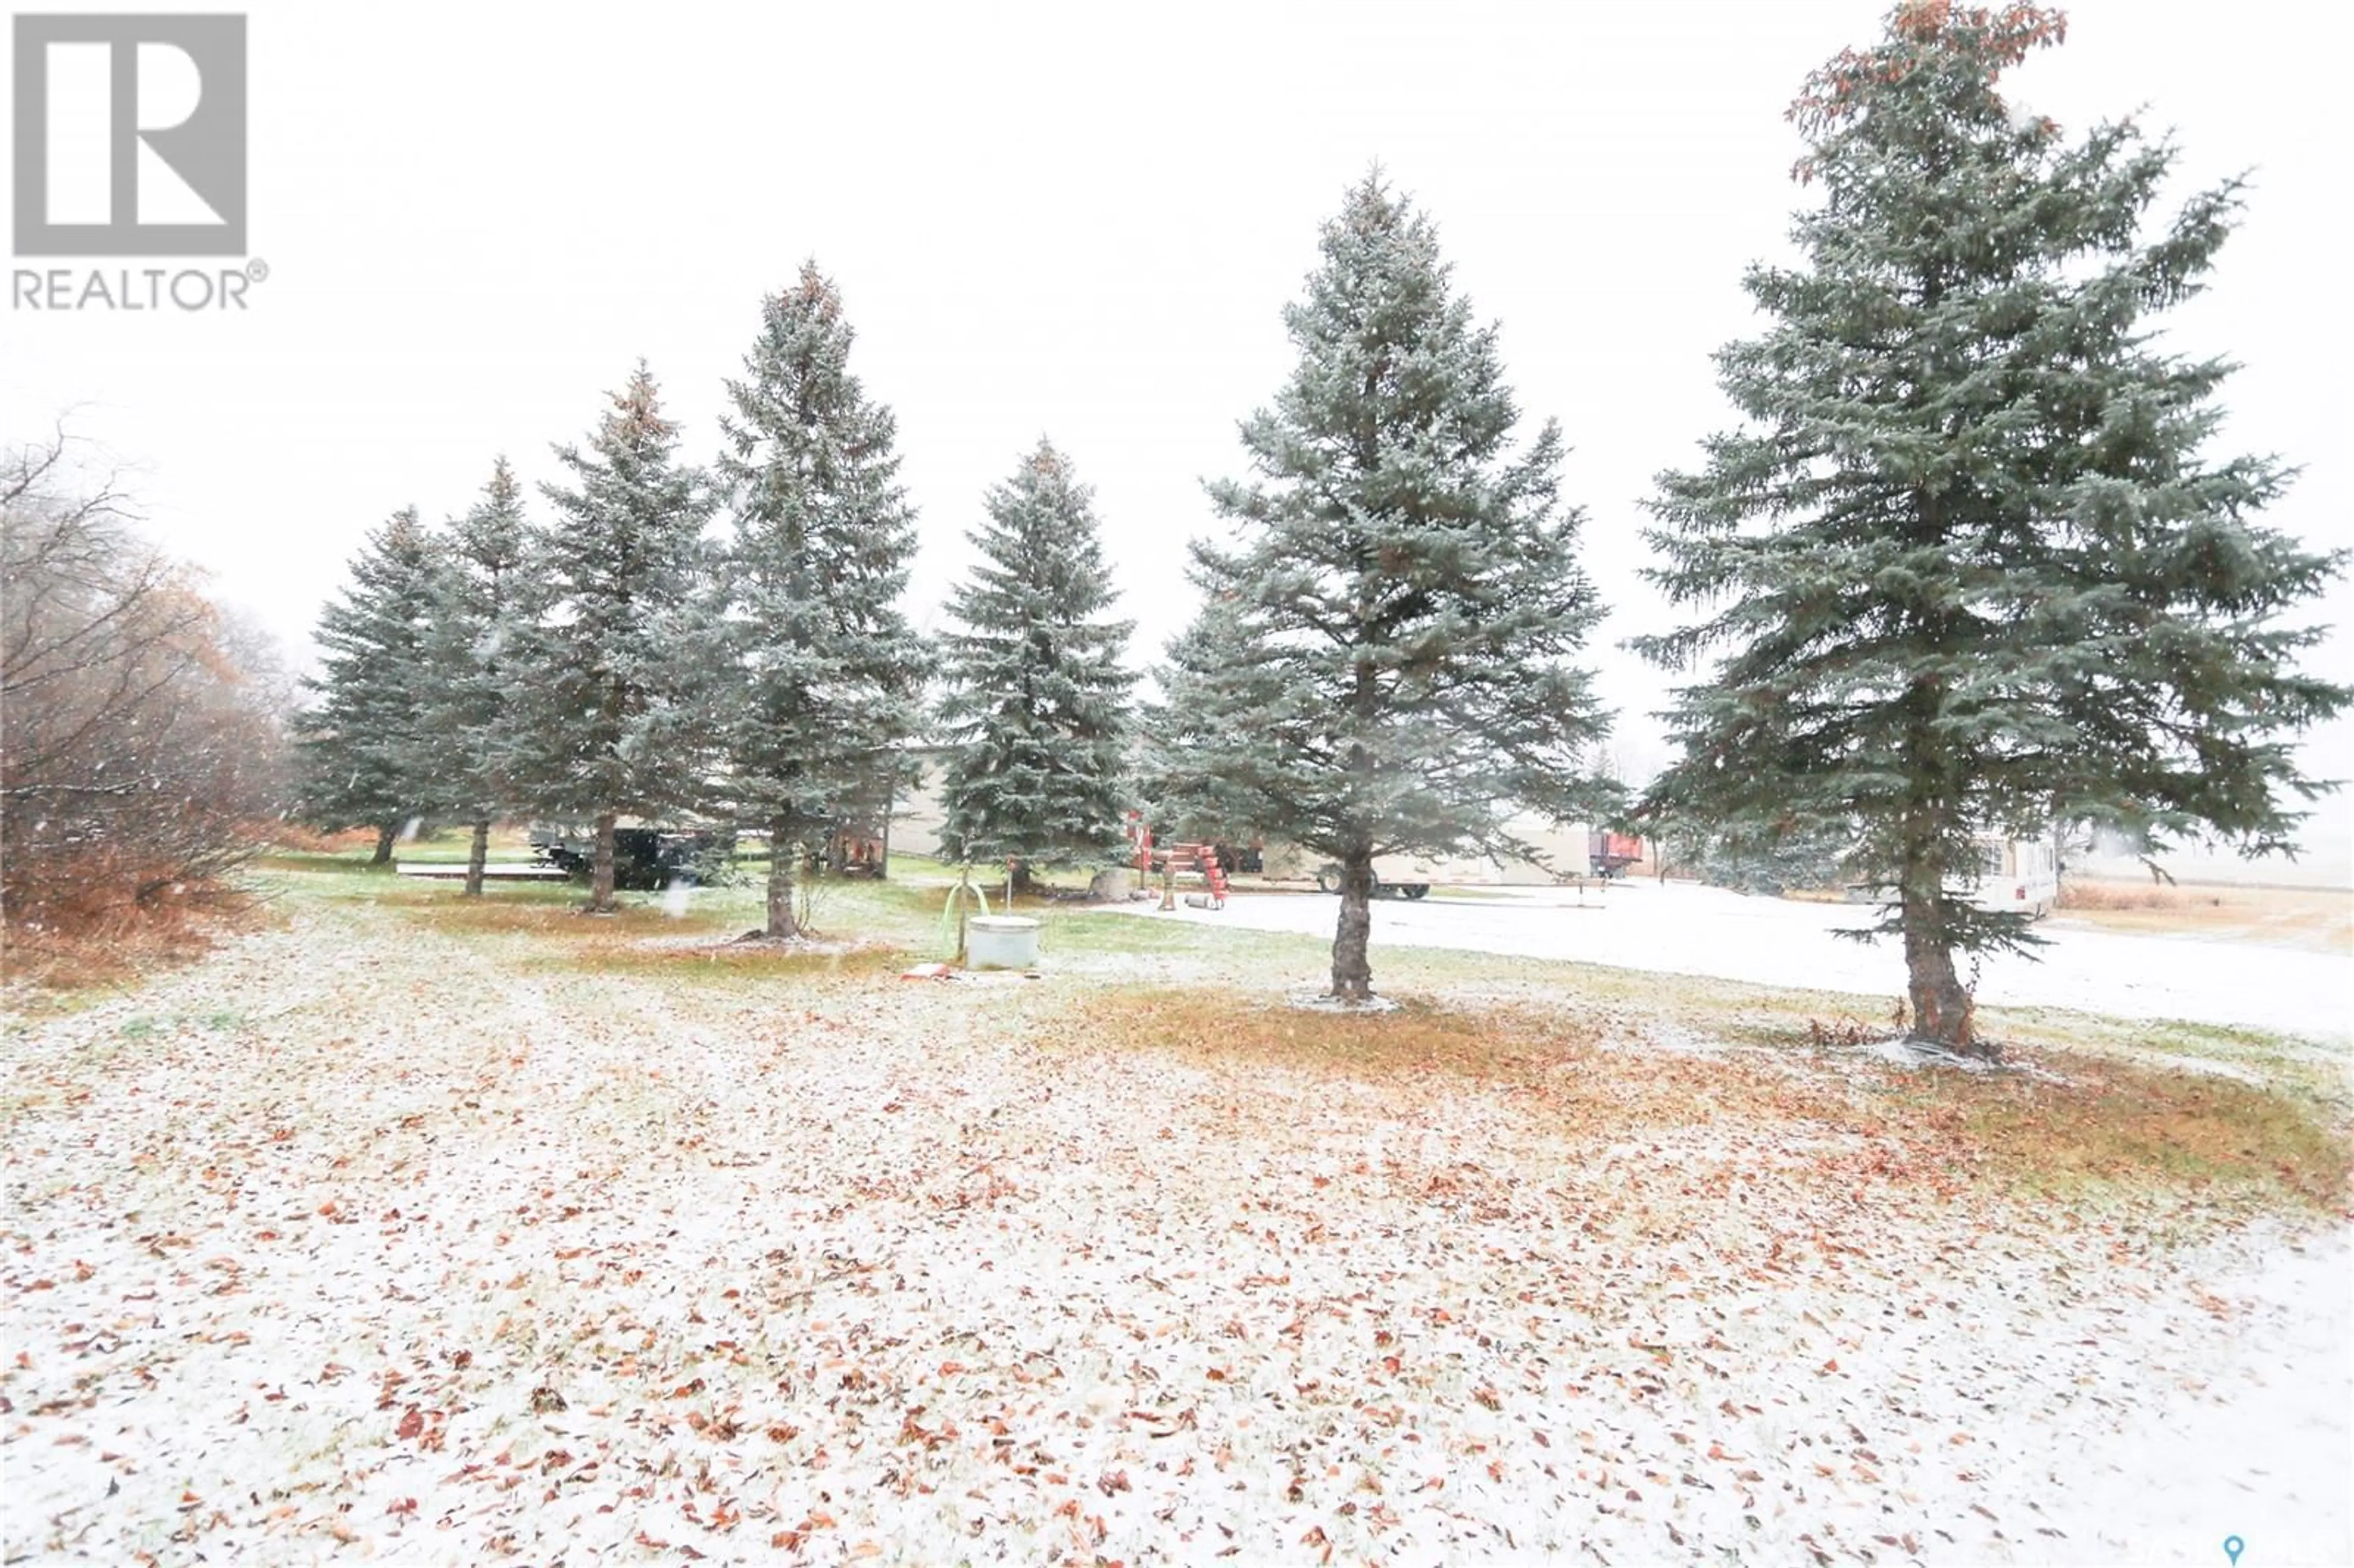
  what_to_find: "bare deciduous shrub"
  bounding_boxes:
[2,429,291,973]
[256,822,384,856]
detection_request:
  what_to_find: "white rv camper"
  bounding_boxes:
[1953,832,2059,918]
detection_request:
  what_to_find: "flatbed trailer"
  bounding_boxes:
[392,861,569,880]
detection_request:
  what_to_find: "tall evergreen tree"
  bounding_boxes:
[292,506,441,864]
[1636,2,2349,1056]
[937,440,1136,884]
[419,457,528,896]
[715,264,929,940]
[1160,176,1613,1000]
[509,364,718,913]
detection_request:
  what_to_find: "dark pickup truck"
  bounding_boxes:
[527,824,732,890]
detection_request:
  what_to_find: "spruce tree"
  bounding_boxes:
[292,506,441,864]
[936,441,1137,885]
[715,264,929,940]
[1160,176,1613,1000]
[419,457,528,896]
[508,364,719,913]
[1134,596,1264,848]
[1637,2,2350,1056]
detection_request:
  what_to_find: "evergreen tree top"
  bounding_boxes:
[1790,2,2068,153]
[310,506,435,671]
[446,457,526,576]
[722,264,871,455]
[382,504,429,552]
[481,454,522,516]
[948,438,1130,634]
[718,261,912,590]
[538,363,710,580]
[545,362,695,515]
[608,361,677,444]
[1224,176,1531,508]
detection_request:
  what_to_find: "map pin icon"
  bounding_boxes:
[2224,1536,2245,1565]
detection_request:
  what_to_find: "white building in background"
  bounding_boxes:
[1957,833,2059,919]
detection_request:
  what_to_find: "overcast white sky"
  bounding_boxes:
[6,0,2348,869]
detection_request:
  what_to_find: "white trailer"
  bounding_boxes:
[1955,832,2059,919]
[1300,820,1642,900]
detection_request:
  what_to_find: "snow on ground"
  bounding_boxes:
[3,892,2348,1564]
[1112,881,2354,1044]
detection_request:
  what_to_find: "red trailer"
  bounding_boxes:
[1588,831,1644,878]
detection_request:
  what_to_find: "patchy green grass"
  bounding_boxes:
[386,826,539,864]
[1076,989,1602,1086]
[333,866,945,987]
[517,938,912,983]
[1979,1008,2353,1121]
[114,1008,251,1041]
[794,876,964,950]
[879,852,973,885]
[1064,987,2351,1217]
[1861,1055,2353,1214]
[249,862,436,902]
[882,853,1116,897]
[394,894,737,940]
[249,850,391,876]
[1034,907,1328,965]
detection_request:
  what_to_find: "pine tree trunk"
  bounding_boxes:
[587,812,618,914]
[462,816,490,897]
[1899,886,1983,1056]
[764,813,801,941]
[1330,845,1376,1002]
[371,822,397,865]
[1895,782,1990,1056]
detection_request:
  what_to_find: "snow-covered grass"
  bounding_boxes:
[1118,883,2354,1045]
[4,870,2348,1564]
